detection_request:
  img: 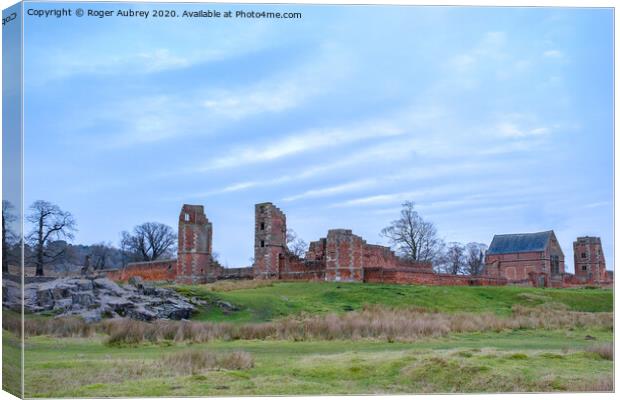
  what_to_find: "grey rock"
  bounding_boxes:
[127,276,144,287]
[75,279,94,291]
[216,300,239,312]
[92,278,124,295]
[2,276,194,322]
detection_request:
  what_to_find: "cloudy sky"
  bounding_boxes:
[21,3,613,270]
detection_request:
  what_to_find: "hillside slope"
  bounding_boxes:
[172,281,613,323]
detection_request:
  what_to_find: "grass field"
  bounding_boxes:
[173,281,613,322]
[18,328,613,397]
[8,282,614,397]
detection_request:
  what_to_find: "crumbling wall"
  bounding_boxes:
[573,236,607,283]
[107,259,177,282]
[363,268,507,286]
[278,254,325,280]
[218,266,254,280]
[306,238,327,262]
[324,229,365,282]
[363,244,399,269]
[176,204,214,284]
[253,203,287,279]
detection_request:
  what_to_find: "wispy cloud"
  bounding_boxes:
[329,179,529,209]
[283,179,376,202]
[496,122,551,138]
[193,122,405,172]
[543,49,563,58]
[583,201,611,209]
[76,43,354,149]
[448,31,507,74]
[202,83,304,118]
[26,22,278,84]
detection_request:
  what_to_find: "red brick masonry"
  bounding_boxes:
[107,203,611,288]
[106,259,176,281]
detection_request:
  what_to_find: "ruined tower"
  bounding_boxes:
[573,236,607,283]
[324,229,365,282]
[253,202,287,279]
[176,204,215,284]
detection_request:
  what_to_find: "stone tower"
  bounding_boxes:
[253,202,287,279]
[573,236,607,283]
[176,204,214,284]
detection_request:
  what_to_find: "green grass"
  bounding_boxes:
[10,282,614,396]
[2,310,22,397]
[172,282,612,323]
[2,333,22,397]
[20,327,613,397]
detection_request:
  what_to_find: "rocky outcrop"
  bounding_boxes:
[3,276,195,322]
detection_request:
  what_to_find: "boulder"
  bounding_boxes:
[2,276,194,323]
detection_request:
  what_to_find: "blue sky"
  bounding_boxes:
[21,3,613,271]
[3,2,22,237]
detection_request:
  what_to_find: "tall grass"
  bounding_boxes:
[6,304,611,344]
[20,316,95,337]
[585,343,613,360]
[161,349,254,374]
[567,375,614,392]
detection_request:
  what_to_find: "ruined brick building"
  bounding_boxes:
[483,231,565,287]
[483,231,612,287]
[573,236,608,283]
[107,203,611,288]
[107,204,252,283]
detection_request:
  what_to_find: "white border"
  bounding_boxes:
[0,1,616,400]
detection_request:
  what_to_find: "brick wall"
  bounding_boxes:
[324,229,364,282]
[573,237,607,283]
[219,266,254,280]
[484,251,545,281]
[107,259,177,282]
[176,204,214,284]
[306,238,327,262]
[254,203,287,279]
[483,233,565,287]
[278,254,325,280]
[363,268,507,286]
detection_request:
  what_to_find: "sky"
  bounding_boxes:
[3,1,22,237]
[18,2,613,271]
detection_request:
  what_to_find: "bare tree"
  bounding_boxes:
[26,200,77,276]
[2,200,17,273]
[464,242,487,276]
[286,229,308,258]
[89,242,115,270]
[120,222,176,262]
[380,201,443,263]
[445,242,466,275]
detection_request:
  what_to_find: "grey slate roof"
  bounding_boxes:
[486,231,554,255]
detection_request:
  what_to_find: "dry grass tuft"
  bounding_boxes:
[160,349,254,374]
[25,316,94,337]
[9,304,613,345]
[585,343,613,360]
[567,375,614,392]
